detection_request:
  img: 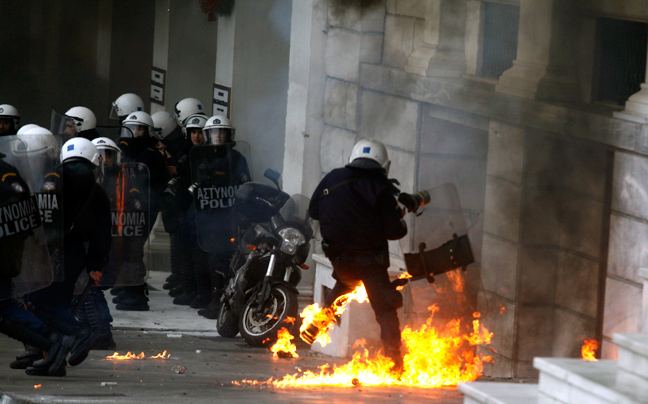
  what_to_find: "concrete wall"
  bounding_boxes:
[165,0,218,116]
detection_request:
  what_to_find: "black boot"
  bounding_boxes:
[174,245,197,306]
[198,271,225,319]
[163,233,182,290]
[190,249,212,309]
[27,332,75,376]
[116,285,149,311]
[25,360,67,377]
[10,347,43,369]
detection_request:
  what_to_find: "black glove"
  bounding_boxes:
[398,192,419,213]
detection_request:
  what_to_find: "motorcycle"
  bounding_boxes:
[216,169,314,346]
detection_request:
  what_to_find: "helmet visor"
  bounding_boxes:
[204,128,229,145]
[109,103,123,121]
[98,148,121,168]
[121,123,148,138]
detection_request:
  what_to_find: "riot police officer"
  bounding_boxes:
[171,114,209,306]
[113,111,168,310]
[0,149,71,375]
[0,104,20,136]
[27,137,112,375]
[63,106,99,141]
[194,114,250,318]
[308,138,407,374]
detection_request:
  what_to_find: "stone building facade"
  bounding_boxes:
[282,0,648,378]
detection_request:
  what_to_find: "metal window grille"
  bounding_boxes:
[596,18,648,105]
[481,2,519,79]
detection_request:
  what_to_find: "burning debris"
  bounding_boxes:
[104,350,170,360]
[270,328,299,358]
[581,339,598,361]
[259,299,493,388]
[299,285,368,346]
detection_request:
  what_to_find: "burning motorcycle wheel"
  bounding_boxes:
[239,284,298,347]
[217,304,240,338]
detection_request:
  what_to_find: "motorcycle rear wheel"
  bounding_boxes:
[216,304,240,338]
[239,284,298,347]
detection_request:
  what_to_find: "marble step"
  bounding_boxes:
[614,333,648,389]
[458,382,538,404]
[535,357,648,404]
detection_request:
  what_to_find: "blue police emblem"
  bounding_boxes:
[363,147,371,153]
[67,144,75,151]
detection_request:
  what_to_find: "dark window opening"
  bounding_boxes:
[481,2,519,79]
[596,18,648,105]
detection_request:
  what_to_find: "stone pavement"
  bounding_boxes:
[0,271,466,403]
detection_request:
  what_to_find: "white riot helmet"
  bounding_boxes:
[151,111,178,139]
[16,124,40,135]
[203,115,234,145]
[92,137,122,166]
[183,113,208,138]
[173,98,206,126]
[0,104,20,131]
[110,93,144,120]
[15,126,59,159]
[65,106,97,132]
[348,138,391,175]
[61,137,102,166]
[120,111,154,138]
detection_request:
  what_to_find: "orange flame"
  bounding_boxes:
[270,328,299,358]
[299,285,368,346]
[581,339,598,361]
[115,168,125,235]
[34,384,42,389]
[239,305,493,388]
[105,350,170,360]
[396,272,413,290]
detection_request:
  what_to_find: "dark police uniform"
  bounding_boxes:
[29,159,111,334]
[308,163,407,370]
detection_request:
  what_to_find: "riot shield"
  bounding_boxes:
[97,162,150,287]
[0,136,54,299]
[190,142,252,253]
[399,182,479,330]
[15,132,66,283]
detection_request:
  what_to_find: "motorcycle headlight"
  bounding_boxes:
[278,227,305,255]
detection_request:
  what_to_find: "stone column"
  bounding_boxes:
[282,0,327,197]
[404,0,467,77]
[464,0,484,77]
[496,0,579,101]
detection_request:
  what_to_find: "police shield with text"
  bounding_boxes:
[93,136,150,288]
[17,127,66,283]
[190,141,251,253]
[0,135,53,298]
[0,136,74,376]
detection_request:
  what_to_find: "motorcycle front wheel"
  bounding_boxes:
[216,304,240,338]
[239,284,298,347]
